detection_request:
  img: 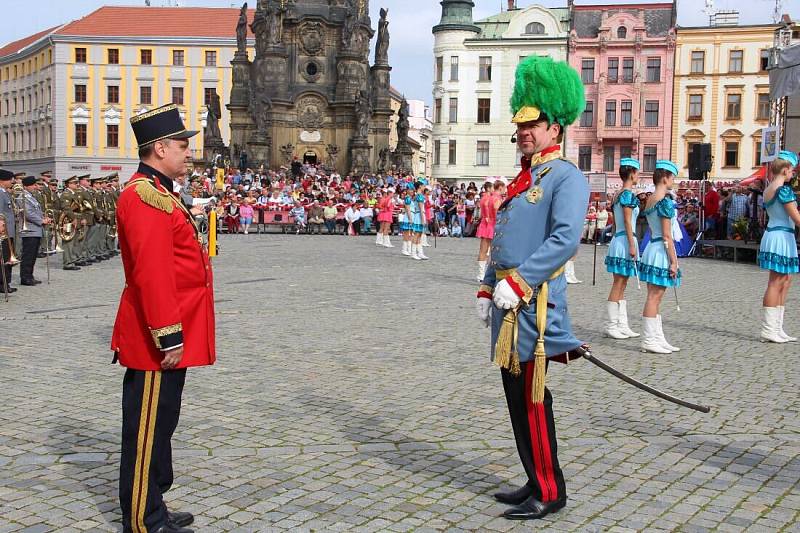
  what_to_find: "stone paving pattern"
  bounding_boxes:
[0,235,798,532]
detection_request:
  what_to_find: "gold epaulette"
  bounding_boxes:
[132,178,175,214]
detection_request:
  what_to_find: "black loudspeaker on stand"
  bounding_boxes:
[688,143,712,180]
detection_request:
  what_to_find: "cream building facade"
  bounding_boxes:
[0,6,252,181]
[431,1,569,184]
[388,90,433,177]
[671,19,778,179]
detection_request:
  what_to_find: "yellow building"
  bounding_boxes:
[0,6,253,180]
[671,15,777,180]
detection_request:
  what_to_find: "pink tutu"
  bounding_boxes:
[377,211,393,223]
[476,220,495,239]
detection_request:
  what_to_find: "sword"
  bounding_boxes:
[579,347,711,413]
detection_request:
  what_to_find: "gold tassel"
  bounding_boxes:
[531,279,551,404]
[134,180,175,214]
[532,341,547,403]
[494,310,516,371]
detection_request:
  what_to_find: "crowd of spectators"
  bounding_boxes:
[183,160,773,245]
[181,161,498,237]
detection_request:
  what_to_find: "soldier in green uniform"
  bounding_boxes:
[76,174,97,264]
[59,176,82,271]
[37,172,55,257]
[104,174,119,256]
[90,176,110,260]
[47,177,62,255]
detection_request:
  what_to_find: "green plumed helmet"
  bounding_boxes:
[510,55,586,127]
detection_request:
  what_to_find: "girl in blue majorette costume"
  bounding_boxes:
[758,150,800,343]
[604,158,641,340]
[409,180,429,261]
[638,160,681,354]
[399,184,414,256]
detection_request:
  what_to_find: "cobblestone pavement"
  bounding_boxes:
[1,235,798,532]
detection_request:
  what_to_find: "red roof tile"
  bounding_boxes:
[0,26,60,59]
[55,6,255,39]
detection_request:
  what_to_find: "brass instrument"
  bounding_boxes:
[44,208,61,254]
[57,212,77,242]
[0,214,18,265]
[11,183,29,233]
[107,211,118,239]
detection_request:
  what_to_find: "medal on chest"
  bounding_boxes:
[525,167,552,205]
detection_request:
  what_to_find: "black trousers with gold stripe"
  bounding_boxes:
[119,368,186,533]
[501,361,566,504]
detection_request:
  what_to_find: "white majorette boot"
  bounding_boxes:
[565,260,582,284]
[376,233,384,245]
[411,243,422,260]
[383,234,394,248]
[605,301,630,339]
[778,306,797,341]
[617,300,640,338]
[640,317,672,354]
[421,233,431,247]
[477,261,487,283]
[656,315,680,352]
[417,244,429,260]
[761,307,788,343]
[402,240,412,256]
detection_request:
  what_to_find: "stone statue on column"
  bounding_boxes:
[266,2,285,46]
[236,3,248,55]
[354,88,372,140]
[375,8,389,65]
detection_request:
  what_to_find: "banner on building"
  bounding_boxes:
[761,126,779,163]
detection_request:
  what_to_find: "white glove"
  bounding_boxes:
[493,279,521,310]
[476,298,492,328]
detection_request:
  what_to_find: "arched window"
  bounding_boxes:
[525,22,545,35]
[617,27,627,39]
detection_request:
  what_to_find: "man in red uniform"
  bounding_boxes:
[112,104,215,533]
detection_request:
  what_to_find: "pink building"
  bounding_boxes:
[566,2,676,176]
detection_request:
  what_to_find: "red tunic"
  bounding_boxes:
[111,172,216,371]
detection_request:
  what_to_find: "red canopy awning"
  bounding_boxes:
[739,165,767,186]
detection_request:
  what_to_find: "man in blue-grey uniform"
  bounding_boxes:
[476,56,589,521]
[17,175,51,285]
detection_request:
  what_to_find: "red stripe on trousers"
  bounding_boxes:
[525,363,559,502]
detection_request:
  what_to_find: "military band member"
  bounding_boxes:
[37,172,56,257]
[476,56,588,520]
[112,104,215,533]
[90,176,110,260]
[16,175,51,285]
[59,176,82,271]
[0,170,17,293]
[46,177,62,255]
[75,174,95,264]
[106,173,120,256]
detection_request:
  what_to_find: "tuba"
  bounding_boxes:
[57,212,77,242]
